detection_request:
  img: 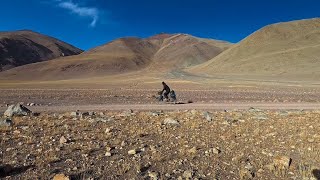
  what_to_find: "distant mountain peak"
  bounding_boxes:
[147,33,174,40]
[0,30,82,71]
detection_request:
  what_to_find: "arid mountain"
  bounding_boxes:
[147,34,231,71]
[190,18,320,80]
[0,33,232,80]
[0,30,83,71]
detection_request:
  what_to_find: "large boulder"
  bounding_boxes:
[4,103,32,117]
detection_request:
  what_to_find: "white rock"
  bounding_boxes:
[128,149,137,155]
[105,152,112,157]
[163,118,180,125]
[148,171,159,180]
[212,148,221,154]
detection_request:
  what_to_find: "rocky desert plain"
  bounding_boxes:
[1,18,320,179]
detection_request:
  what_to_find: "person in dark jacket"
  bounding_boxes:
[161,82,170,101]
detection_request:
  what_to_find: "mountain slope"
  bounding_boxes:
[190,18,320,80]
[147,34,231,71]
[0,30,83,71]
[0,33,232,80]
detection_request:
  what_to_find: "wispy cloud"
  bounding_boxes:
[56,0,99,27]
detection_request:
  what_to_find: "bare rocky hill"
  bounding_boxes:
[190,18,320,80]
[0,30,83,71]
[0,33,232,80]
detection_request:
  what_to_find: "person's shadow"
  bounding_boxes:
[313,169,320,180]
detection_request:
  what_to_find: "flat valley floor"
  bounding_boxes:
[1,77,320,179]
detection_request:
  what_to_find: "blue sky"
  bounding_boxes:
[1,0,319,50]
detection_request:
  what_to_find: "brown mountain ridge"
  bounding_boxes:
[0,33,232,80]
[0,30,83,71]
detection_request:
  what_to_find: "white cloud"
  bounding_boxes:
[57,1,99,27]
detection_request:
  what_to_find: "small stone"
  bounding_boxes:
[239,168,255,180]
[53,174,70,180]
[0,118,13,127]
[59,136,68,144]
[88,111,95,116]
[203,111,213,121]
[106,146,112,151]
[121,141,126,147]
[105,128,111,133]
[183,170,193,178]
[307,138,315,143]
[248,107,262,112]
[13,130,20,134]
[212,148,221,154]
[70,111,79,117]
[105,152,112,157]
[163,118,180,125]
[273,156,291,169]
[188,147,197,154]
[190,109,198,115]
[95,117,110,123]
[148,171,159,180]
[128,149,137,155]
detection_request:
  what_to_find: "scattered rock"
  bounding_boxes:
[53,174,70,180]
[70,111,80,117]
[307,138,315,143]
[88,111,96,116]
[163,118,180,125]
[253,112,269,120]
[59,136,68,144]
[121,140,127,147]
[183,170,193,179]
[94,117,112,123]
[248,107,263,113]
[190,109,198,115]
[80,112,90,118]
[0,118,13,127]
[212,148,221,154]
[105,128,111,133]
[273,156,292,170]
[188,147,197,154]
[148,171,159,180]
[120,109,134,117]
[278,111,289,116]
[202,111,214,121]
[239,167,255,180]
[128,149,137,155]
[105,152,112,157]
[4,103,32,117]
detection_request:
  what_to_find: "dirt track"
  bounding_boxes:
[2,103,320,113]
[2,87,320,112]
